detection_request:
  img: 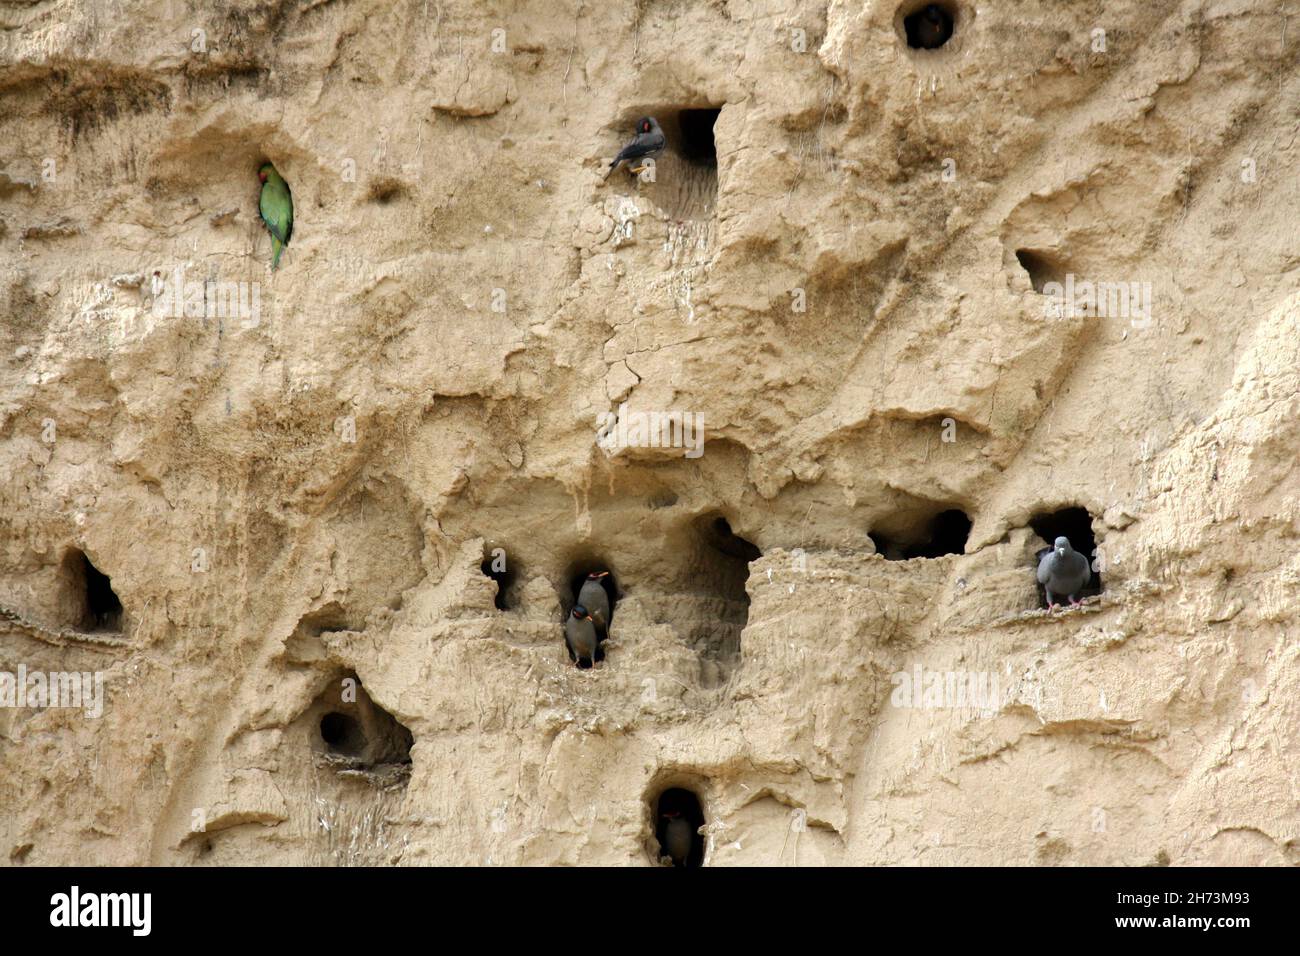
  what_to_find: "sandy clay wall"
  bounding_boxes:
[0,0,1296,865]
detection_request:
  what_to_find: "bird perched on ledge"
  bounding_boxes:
[257,162,293,270]
[602,117,665,180]
[1036,536,1091,609]
[577,571,612,642]
[564,605,601,669]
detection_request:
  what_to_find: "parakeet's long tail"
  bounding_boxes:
[271,238,284,271]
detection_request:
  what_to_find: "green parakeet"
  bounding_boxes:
[257,162,293,270]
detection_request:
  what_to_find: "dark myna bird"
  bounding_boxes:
[564,605,601,669]
[577,571,612,642]
[602,117,665,180]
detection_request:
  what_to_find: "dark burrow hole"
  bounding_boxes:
[870,508,971,560]
[61,549,122,632]
[654,787,706,867]
[687,515,761,685]
[1015,248,1065,294]
[480,549,519,611]
[312,673,413,773]
[320,712,366,756]
[902,2,956,50]
[83,556,122,631]
[677,109,720,167]
[1029,507,1102,606]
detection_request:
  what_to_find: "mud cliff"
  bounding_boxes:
[0,0,1296,865]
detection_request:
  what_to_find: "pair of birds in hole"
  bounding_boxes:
[252,120,662,271]
[564,571,613,669]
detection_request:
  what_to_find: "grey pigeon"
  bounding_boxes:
[661,811,693,866]
[577,571,611,642]
[1036,536,1091,608]
[564,605,600,669]
[602,117,665,180]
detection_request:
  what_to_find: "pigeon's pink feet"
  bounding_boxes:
[1049,603,1060,611]
[1069,598,1082,607]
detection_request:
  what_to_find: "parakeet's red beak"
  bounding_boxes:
[258,171,268,183]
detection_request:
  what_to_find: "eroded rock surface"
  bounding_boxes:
[0,0,1296,865]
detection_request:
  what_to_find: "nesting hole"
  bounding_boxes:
[1015,249,1065,294]
[653,787,706,867]
[311,673,413,774]
[669,108,721,218]
[319,711,366,757]
[677,109,720,167]
[870,507,971,560]
[899,2,958,50]
[480,548,519,611]
[683,515,761,685]
[1029,507,1102,606]
[58,549,122,632]
[612,107,722,220]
